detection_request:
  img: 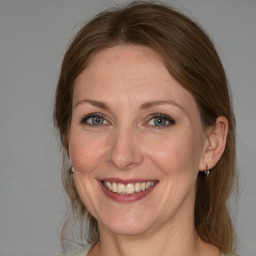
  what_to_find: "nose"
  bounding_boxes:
[107,127,144,170]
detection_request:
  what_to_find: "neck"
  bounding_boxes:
[88,188,220,256]
[90,216,219,256]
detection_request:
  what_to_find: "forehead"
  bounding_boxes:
[74,45,198,115]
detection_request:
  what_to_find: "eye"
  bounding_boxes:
[80,113,109,126]
[146,114,175,128]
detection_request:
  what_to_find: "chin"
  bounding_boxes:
[98,215,155,236]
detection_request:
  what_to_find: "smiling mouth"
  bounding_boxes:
[102,181,157,195]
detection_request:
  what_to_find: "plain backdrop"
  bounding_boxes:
[0,0,255,255]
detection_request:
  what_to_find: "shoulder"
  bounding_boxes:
[55,244,92,256]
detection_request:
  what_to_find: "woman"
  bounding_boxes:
[54,2,237,256]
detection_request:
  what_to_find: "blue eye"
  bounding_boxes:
[81,114,108,125]
[147,114,175,127]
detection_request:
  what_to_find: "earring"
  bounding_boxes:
[205,165,210,176]
[70,167,74,174]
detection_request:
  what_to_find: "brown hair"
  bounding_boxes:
[54,1,237,253]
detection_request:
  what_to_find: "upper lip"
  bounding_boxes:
[99,178,158,184]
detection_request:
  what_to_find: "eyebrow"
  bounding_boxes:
[140,100,185,112]
[74,99,185,113]
[74,99,110,110]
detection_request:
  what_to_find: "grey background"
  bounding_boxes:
[0,0,255,255]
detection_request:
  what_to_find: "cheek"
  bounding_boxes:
[147,132,201,176]
[69,128,104,173]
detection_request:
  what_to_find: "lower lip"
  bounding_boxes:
[98,181,158,203]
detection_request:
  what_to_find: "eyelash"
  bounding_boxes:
[80,113,108,126]
[80,113,175,128]
[144,113,175,128]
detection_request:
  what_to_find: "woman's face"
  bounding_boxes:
[69,45,208,236]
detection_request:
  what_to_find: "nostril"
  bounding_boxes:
[107,132,144,170]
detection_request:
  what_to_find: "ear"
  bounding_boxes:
[199,116,228,171]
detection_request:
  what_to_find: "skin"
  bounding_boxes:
[69,45,228,256]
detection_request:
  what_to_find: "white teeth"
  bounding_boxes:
[117,183,125,194]
[103,181,155,194]
[126,183,135,194]
[112,182,117,192]
[135,183,141,192]
[106,181,112,190]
